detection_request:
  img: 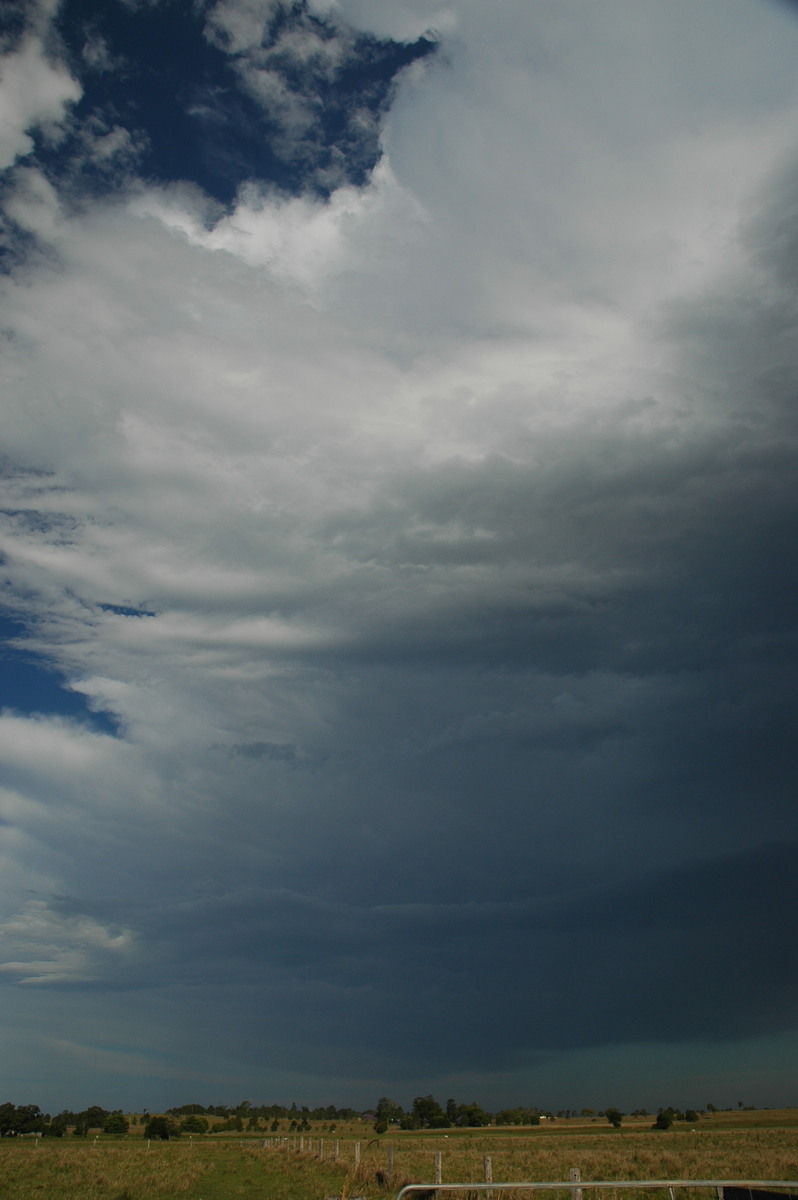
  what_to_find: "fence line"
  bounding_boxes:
[248,1135,798,1200]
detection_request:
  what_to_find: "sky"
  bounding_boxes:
[1,0,798,1117]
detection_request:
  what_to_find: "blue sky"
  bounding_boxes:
[1,0,798,1115]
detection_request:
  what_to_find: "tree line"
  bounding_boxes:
[0,1100,361,1139]
[0,1103,129,1138]
[372,1096,708,1133]
[0,1097,737,1139]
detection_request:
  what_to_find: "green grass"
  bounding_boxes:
[0,1140,349,1200]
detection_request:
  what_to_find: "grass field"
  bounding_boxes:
[1,1112,797,1200]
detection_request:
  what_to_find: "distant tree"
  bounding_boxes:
[47,1112,70,1137]
[605,1108,623,1129]
[581,1109,595,1118]
[412,1095,450,1129]
[215,1114,245,1132]
[83,1106,110,1131]
[653,1109,674,1130]
[495,1108,524,1126]
[375,1098,403,1130]
[706,1103,717,1113]
[684,1110,699,1124]
[270,1119,280,1132]
[458,1102,491,1128]
[103,1112,129,1136]
[0,1104,46,1136]
[144,1115,180,1140]
[180,1115,208,1134]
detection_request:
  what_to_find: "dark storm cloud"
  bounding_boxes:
[50,839,795,1078]
[201,150,798,1075]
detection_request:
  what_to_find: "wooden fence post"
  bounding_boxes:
[435,1151,443,1185]
[355,1142,361,1167]
[387,1145,395,1176]
[570,1167,583,1200]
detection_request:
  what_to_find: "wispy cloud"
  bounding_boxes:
[0,899,136,985]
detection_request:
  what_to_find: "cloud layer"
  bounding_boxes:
[1,0,798,1110]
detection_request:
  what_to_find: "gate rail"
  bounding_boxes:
[395,1182,798,1200]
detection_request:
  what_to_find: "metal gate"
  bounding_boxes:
[394,1180,798,1200]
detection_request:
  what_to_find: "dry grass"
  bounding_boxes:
[1,1117,797,1200]
[0,1140,213,1200]
[358,1127,798,1185]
